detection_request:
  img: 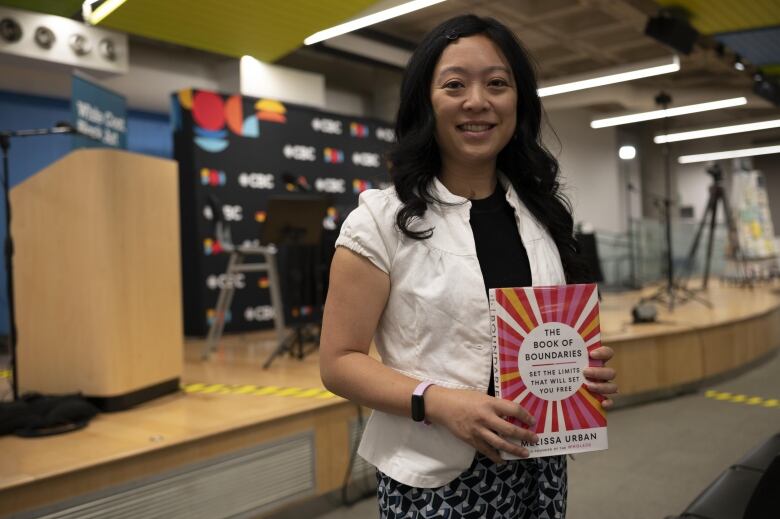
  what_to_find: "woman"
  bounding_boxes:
[320,14,618,518]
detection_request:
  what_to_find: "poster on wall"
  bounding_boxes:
[730,169,777,259]
[71,73,127,149]
[172,89,394,336]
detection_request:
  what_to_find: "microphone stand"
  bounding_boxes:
[0,123,76,400]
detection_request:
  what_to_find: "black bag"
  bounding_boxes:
[0,393,99,437]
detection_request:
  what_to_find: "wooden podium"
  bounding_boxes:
[10,149,183,411]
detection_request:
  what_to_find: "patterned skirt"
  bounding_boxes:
[376,454,567,519]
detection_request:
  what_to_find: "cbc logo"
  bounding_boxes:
[376,127,395,142]
[315,178,346,194]
[244,305,275,322]
[283,144,316,161]
[238,172,274,190]
[311,118,343,135]
[206,273,246,290]
[203,204,243,221]
[352,152,380,168]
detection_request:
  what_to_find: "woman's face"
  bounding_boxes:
[430,34,518,169]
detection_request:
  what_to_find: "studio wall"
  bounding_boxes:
[172,89,394,336]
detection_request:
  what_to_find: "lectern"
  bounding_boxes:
[11,149,183,411]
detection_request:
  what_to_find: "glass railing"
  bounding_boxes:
[592,218,733,290]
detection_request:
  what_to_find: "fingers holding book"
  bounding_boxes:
[425,387,537,463]
[584,346,618,408]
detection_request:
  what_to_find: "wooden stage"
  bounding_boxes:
[2,283,779,518]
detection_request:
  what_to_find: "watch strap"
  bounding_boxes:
[411,381,434,424]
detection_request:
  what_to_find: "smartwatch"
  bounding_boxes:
[411,381,434,424]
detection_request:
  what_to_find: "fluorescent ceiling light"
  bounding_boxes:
[655,118,780,143]
[591,97,747,129]
[83,0,127,25]
[304,0,446,45]
[678,144,780,164]
[538,56,680,97]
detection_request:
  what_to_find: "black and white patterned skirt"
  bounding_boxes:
[376,454,567,519]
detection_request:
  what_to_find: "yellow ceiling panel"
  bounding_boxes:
[655,0,780,34]
[94,0,380,61]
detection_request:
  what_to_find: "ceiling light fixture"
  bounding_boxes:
[82,0,127,26]
[538,55,680,97]
[655,118,780,143]
[678,144,780,164]
[619,145,637,160]
[591,97,747,129]
[304,0,446,45]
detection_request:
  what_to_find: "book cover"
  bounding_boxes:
[489,283,608,459]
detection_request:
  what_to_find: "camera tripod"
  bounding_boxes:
[680,163,746,290]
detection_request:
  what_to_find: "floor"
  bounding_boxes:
[311,350,780,519]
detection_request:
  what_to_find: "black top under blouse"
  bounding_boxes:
[469,184,532,396]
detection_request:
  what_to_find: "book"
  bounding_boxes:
[489,283,608,459]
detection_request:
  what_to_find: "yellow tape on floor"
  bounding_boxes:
[181,382,338,400]
[0,371,337,400]
[705,389,779,408]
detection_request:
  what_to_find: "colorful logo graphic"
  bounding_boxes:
[258,276,270,289]
[203,238,224,255]
[352,179,373,194]
[200,167,226,186]
[256,99,287,123]
[206,308,232,326]
[350,122,369,138]
[255,211,267,223]
[323,206,339,230]
[323,147,345,164]
[291,306,314,318]
[176,89,288,153]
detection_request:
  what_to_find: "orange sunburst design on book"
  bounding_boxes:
[490,283,608,458]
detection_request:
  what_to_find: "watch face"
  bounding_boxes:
[411,394,425,422]
[34,26,55,49]
[0,17,22,43]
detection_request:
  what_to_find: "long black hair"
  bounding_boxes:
[389,14,589,283]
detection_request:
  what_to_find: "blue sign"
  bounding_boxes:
[71,74,127,149]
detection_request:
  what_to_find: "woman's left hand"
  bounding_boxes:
[584,346,618,409]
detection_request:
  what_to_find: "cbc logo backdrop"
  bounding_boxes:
[176,89,392,334]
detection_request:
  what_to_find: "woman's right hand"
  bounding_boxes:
[425,386,539,464]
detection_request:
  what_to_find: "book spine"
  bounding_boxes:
[488,289,503,400]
